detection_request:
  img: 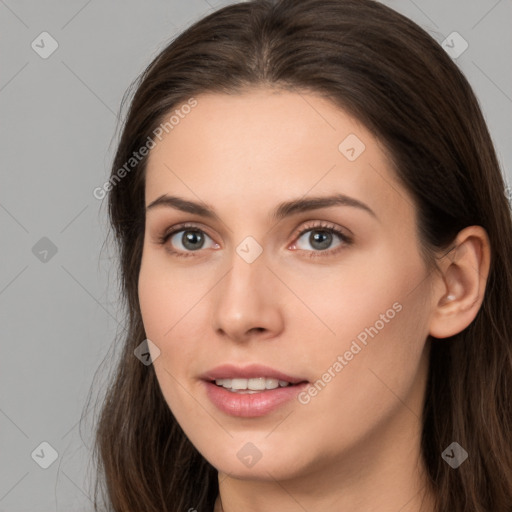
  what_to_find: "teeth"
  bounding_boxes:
[214,377,292,391]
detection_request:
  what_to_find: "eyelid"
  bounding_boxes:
[291,220,352,244]
[158,221,214,243]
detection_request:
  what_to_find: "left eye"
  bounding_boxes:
[293,226,350,252]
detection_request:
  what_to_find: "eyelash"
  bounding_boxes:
[156,221,353,259]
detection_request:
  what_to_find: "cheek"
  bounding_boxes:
[138,267,171,342]
[138,258,202,416]
[138,250,200,340]
[291,293,429,465]
[293,254,415,348]
[303,247,430,396]
[138,252,210,376]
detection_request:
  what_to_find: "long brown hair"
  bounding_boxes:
[85,0,512,510]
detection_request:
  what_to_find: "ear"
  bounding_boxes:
[428,226,491,339]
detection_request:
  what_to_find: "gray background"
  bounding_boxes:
[0,0,510,510]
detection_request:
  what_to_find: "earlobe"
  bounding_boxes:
[428,226,491,339]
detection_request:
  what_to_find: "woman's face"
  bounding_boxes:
[138,88,435,483]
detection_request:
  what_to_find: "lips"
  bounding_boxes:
[200,363,308,385]
[199,363,310,417]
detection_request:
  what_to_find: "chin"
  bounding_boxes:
[197,438,311,481]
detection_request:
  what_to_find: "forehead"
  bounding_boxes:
[148,87,376,164]
[144,88,411,224]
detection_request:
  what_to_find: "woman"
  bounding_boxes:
[88,0,512,510]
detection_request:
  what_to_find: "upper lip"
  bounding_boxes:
[201,363,308,384]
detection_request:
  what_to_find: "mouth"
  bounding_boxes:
[200,363,308,389]
[209,377,308,394]
[200,363,310,417]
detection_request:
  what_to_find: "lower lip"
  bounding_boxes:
[203,380,309,418]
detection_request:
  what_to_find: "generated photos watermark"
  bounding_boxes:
[298,301,403,405]
[93,97,198,200]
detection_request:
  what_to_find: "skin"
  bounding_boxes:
[138,87,490,512]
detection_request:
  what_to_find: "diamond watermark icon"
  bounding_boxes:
[236,236,263,264]
[134,339,161,365]
[441,441,468,468]
[31,32,59,59]
[32,237,58,263]
[338,133,366,161]
[441,32,468,60]
[237,442,263,468]
[31,441,58,469]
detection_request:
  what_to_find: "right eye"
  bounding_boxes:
[157,223,220,258]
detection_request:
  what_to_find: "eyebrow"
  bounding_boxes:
[145,193,377,222]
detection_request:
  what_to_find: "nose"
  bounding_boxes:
[212,247,284,344]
